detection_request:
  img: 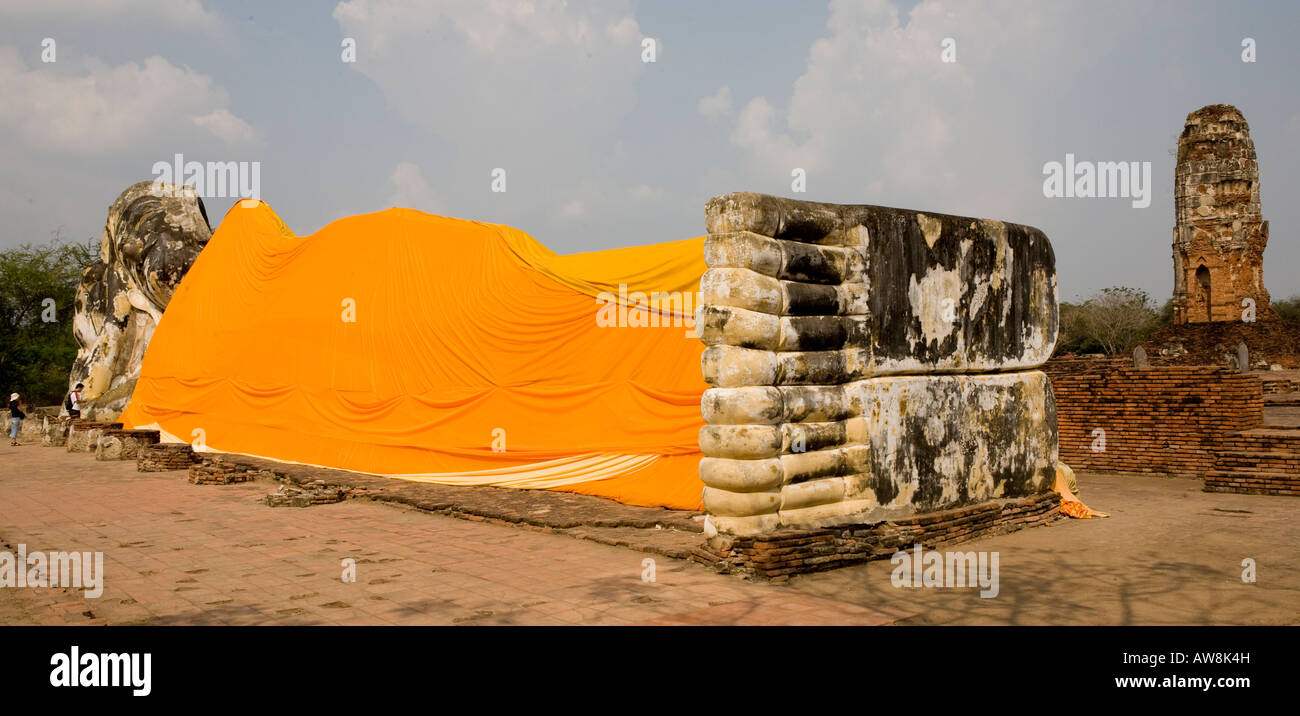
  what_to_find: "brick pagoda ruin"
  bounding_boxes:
[1171,104,1272,324]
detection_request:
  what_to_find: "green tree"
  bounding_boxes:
[1056,301,1103,354]
[1054,286,1161,356]
[1273,295,1300,323]
[0,235,98,407]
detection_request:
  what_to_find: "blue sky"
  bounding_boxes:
[1,0,1297,304]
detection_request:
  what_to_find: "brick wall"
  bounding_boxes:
[1044,358,1263,475]
[1262,377,1299,395]
[137,443,201,472]
[1204,430,1300,496]
[691,491,1060,580]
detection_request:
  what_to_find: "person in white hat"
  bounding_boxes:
[9,392,25,446]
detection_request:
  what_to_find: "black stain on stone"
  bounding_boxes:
[784,282,840,316]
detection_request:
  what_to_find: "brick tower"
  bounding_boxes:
[1171,104,1272,324]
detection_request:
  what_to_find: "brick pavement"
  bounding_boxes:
[5,441,1297,626]
[0,443,904,626]
[790,472,1300,625]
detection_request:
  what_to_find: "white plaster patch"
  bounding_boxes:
[907,266,962,346]
[968,280,988,321]
[967,441,994,501]
[1018,268,1055,361]
[917,213,943,248]
[982,220,1008,292]
[934,440,963,504]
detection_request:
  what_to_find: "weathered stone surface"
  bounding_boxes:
[94,428,160,460]
[703,192,1058,374]
[71,182,211,419]
[1171,104,1273,324]
[17,408,54,443]
[41,416,70,447]
[702,371,1057,534]
[847,371,1058,516]
[66,421,123,453]
[264,483,347,507]
[698,193,1062,537]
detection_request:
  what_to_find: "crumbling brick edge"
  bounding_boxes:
[1203,478,1300,496]
[690,492,1062,581]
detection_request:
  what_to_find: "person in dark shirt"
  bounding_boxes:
[9,392,26,446]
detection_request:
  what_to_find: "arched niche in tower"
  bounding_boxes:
[1195,264,1212,321]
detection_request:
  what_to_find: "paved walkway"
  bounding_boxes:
[4,443,1297,626]
[195,452,707,559]
[0,444,903,626]
[789,472,1300,625]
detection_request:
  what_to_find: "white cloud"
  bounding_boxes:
[0,0,221,28]
[560,199,586,218]
[387,161,438,211]
[0,46,253,154]
[333,0,646,229]
[608,17,640,45]
[333,0,643,150]
[629,184,663,201]
[698,85,734,120]
[717,0,1135,213]
[731,96,812,176]
[191,108,259,146]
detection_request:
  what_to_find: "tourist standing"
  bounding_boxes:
[67,382,84,419]
[9,393,25,446]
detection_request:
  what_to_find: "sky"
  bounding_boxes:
[1,0,1297,304]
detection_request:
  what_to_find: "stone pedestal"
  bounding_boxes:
[41,416,70,447]
[95,429,160,460]
[66,421,123,453]
[697,193,1061,537]
[18,415,46,443]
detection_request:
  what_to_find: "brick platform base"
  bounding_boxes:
[188,455,278,485]
[94,429,160,460]
[1204,430,1300,496]
[1044,360,1262,475]
[265,483,347,507]
[41,418,70,447]
[1262,378,1299,395]
[66,421,122,453]
[690,492,1062,580]
[137,443,202,472]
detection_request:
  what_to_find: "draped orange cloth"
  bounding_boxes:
[120,201,708,510]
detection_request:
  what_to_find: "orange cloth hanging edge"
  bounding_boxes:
[1053,466,1108,518]
[119,199,708,511]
